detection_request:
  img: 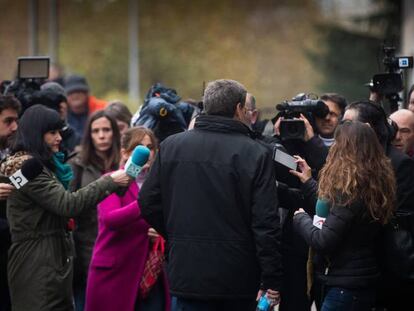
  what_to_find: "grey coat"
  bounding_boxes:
[69,155,105,287]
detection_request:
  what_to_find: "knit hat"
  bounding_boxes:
[41,81,66,97]
[64,75,90,94]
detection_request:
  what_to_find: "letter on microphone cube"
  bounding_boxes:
[10,170,29,189]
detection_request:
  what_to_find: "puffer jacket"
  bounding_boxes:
[3,153,117,311]
[293,200,381,289]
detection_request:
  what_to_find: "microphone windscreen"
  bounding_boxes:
[21,158,44,181]
[316,199,330,218]
[130,145,151,167]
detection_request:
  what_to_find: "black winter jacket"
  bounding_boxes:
[139,115,282,299]
[386,145,414,213]
[293,201,381,289]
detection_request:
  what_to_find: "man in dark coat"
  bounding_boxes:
[0,95,20,311]
[139,79,282,310]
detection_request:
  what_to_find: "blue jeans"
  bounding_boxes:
[73,285,85,311]
[172,296,256,311]
[321,287,375,311]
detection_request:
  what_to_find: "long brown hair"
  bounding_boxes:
[81,110,120,172]
[318,120,396,224]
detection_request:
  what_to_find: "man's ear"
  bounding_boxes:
[234,102,244,119]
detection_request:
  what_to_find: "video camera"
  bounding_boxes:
[1,57,50,112]
[371,46,413,112]
[276,93,329,140]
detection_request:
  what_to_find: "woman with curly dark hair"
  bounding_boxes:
[292,120,396,311]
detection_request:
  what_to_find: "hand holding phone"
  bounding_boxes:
[289,155,312,184]
[273,149,297,171]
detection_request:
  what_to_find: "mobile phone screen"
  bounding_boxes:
[273,149,297,171]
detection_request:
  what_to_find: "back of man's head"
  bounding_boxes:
[346,100,391,146]
[203,79,247,118]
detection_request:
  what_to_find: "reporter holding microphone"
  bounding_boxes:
[0,105,130,311]
[291,120,396,311]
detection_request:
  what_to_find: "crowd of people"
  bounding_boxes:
[0,69,413,311]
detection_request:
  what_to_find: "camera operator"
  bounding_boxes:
[0,95,21,311]
[273,94,335,175]
[314,94,347,147]
[270,94,335,311]
[266,92,346,311]
[343,100,414,310]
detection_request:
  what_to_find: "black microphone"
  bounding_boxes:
[8,158,43,189]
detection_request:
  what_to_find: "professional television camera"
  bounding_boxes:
[0,56,50,113]
[371,46,413,112]
[276,93,329,140]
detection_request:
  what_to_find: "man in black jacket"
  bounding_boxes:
[139,79,282,311]
[0,95,20,311]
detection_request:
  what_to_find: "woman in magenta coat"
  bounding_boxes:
[85,127,170,311]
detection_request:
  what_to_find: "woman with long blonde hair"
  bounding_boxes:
[293,120,396,311]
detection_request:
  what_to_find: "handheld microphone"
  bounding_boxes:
[313,199,329,229]
[125,145,151,179]
[8,158,44,189]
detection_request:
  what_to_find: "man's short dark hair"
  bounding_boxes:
[0,95,21,115]
[320,93,347,115]
[203,79,247,117]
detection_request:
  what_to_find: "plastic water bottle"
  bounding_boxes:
[256,293,271,311]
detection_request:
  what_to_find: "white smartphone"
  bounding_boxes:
[273,149,297,171]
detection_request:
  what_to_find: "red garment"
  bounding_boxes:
[88,95,107,114]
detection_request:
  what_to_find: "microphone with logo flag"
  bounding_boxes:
[313,199,329,229]
[115,145,151,196]
[8,157,44,189]
[125,145,151,179]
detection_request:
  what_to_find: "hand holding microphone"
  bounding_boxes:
[112,145,151,195]
[109,170,131,187]
[313,199,329,229]
[0,157,45,199]
[0,183,14,200]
